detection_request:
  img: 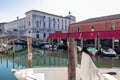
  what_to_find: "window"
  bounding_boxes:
[0,29,2,33]
[53,18,55,28]
[65,25,67,30]
[49,23,51,29]
[62,25,63,30]
[37,31,39,33]
[90,25,94,31]
[49,17,51,22]
[28,21,31,26]
[36,34,39,39]
[43,22,46,28]
[43,33,46,38]
[58,24,59,29]
[43,16,46,21]
[58,19,59,29]
[72,27,74,32]
[36,21,39,27]
[110,23,115,30]
[40,21,41,27]
[78,27,80,32]
[28,31,31,33]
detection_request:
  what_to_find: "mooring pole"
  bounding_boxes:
[1,38,3,51]
[67,37,77,80]
[27,37,32,68]
[6,37,8,53]
[12,38,15,53]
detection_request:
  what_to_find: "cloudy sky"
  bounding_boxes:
[0,0,120,22]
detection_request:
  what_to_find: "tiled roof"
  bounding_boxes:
[72,14,120,25]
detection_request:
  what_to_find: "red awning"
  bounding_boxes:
[59,33,68,40]
[68,32,82,39]
[48,30,120,40]
[113,30,120,39]
[48,33,68,40]
[82,31,98,39]
[48,34,58,40]
[99,31,113,39]
[99,30,120,39]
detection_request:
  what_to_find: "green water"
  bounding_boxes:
[0,45,68,80]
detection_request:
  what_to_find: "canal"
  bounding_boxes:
[0,44,120,80]
[0,45,68,80]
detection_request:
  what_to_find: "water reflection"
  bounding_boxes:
[0,45,68,80]
[12,53,15,68]
[6,54,8,68]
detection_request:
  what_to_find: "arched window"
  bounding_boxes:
[72,27,74,32]
[78,27,80,32]
[90,25,94,31]
[110,23,115,30]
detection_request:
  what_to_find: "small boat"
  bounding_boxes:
[86,47,98,56]
[12,67,81,80]
[99,47,116,57]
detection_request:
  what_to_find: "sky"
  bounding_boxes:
[1,0,120,23]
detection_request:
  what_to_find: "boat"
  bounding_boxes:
[12,67,81,80]
[86,47,98,56]
[12,52,120,80]
[99,47,116,57]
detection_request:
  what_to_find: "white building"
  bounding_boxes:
[4,10,76,41]
[0,23,6,33]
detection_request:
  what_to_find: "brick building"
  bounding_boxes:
[68,14,120,32]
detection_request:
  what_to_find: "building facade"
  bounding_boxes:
[0,23,6,33]
[68,14,120,33]
[4,10,76,41]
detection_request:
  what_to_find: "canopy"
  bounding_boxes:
[68,32,82,39]
[48,33,68,40]
[99,30,120,39]
[82,31,98,39]
[48,30,120,40]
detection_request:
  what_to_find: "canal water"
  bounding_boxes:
[0,45,68,80]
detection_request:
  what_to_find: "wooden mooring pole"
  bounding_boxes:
[27,37,32,68]
[67,37,77,80]
[12,38,15,53]
[5,38,8,53]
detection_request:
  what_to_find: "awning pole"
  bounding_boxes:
[97,37,100,51]
[112,37,115,49]
[95,38,97,48]
[81,38,83,48]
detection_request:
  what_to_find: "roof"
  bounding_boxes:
[25,10,72,20]
[71,14,120,25]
